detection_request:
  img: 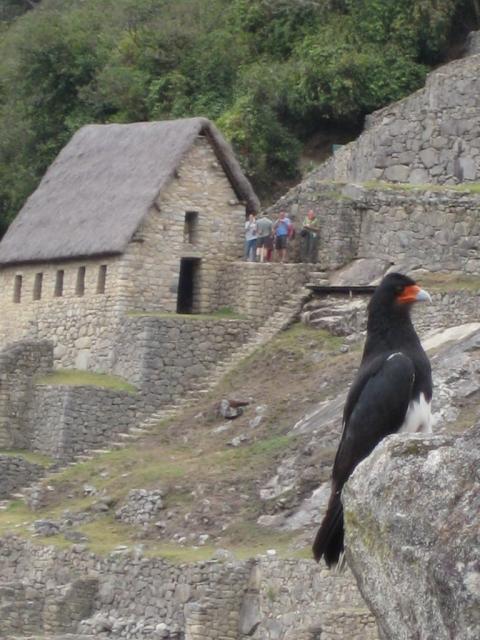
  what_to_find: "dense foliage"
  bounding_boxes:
[0,0,478,232]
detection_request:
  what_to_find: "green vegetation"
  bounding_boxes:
[365,180,480,194]
[0,0,478,233]
[127,308,245,320]
[36,369,137,393]
[414,271,480,293]
[0,449,52,467]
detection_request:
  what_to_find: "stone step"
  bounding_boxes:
[117,432,137,440]
[110,442,128,449]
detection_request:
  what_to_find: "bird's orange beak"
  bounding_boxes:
[397,284,431,304]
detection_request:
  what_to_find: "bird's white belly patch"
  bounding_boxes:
[399,393,432,434]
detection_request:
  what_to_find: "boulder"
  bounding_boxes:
[343,425,480,640]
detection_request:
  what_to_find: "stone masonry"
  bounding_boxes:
[0,340,53,449]
[0,537,377,640]
[272,182,480,274]
[217,262,310,325]
[0,315,251,462]
[0,454,45,499]
[111,316,252,407]
[314,52,480,185]
[0,136,247,373]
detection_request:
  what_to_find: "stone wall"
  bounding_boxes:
[218,262,310,324]
[356,187,480,274]
[0,316,252,462]
[271,183,480,275]
[112,316,252,409]
[119,136,246,316]
[0,455,45,499]
[27,385,139,461]
[0,340,53,449]
[0,135,247,372]
[269,186,362,272]
[313,53,480,185]
[0,256,123,372]
[0,538,377,640]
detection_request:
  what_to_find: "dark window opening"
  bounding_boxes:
[55,270,64,297]
[97,265,107,294]
[177,258,200,314]
[76,266,86,296]
[13,275,22,303]
[33,273,43,300]
[184,211,199,244]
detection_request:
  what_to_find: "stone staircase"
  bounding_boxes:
[107,284,313,447]
[305,269,330,288]
[1,277,315,503]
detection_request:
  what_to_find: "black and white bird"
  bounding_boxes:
[312,272,432,566]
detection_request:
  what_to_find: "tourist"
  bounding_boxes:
[273,211,293,263]
[256,212,274,263]
[244,213,257,262]
[300,209,320,263]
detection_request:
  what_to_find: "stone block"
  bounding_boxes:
[383,165,410,182]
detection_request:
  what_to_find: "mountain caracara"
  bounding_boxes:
[313,272,432,566]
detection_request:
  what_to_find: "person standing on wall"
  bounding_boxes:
[245,213,257,262]
[300,209,320,263]
[273,211,292,263]
[256,212,274,263]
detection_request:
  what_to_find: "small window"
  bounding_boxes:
[184,211,199,244]
[76,266,86,296]
[33,273,43,300]
[13,275,22,303]
[97,264,107,294]
[54,270,64,297]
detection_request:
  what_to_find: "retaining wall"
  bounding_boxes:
[0,538,377,640]
[314,53,480,185]
[0,455,45,499]
[28,385,139,461]
[271,183,480,275]
[112,316,252,408]
[0,340,53,449]
[218,262,310,324]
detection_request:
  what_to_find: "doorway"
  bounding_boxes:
[177,258,200,313]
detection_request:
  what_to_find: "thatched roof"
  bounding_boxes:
[0,117,260,265]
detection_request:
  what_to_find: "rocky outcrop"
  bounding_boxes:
[343,425,480,640]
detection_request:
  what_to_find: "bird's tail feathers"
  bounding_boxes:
[312,490,344,567]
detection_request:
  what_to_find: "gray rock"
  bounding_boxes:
[384,164,410,182]
[329,258,391,286]
[344,426,480,640]
[219,398,245,419]
[33,519,60,536]
[464,30,480,56]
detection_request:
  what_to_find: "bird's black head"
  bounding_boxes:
[369,272,431,315]
[363,272,431,360]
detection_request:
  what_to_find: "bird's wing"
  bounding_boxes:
[332,352,415,489]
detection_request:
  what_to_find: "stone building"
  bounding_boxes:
[0,117,260,369]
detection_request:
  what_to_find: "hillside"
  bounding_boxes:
[0,0,478,233]
[1,272,479,562]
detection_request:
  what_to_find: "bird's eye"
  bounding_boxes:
[395,285,404,294]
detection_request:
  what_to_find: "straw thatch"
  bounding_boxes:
[0,117,260,265]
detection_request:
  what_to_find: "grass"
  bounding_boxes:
[36,369,137,393]
[0,321,357,560]
[0,449,53,467]
[127,309,245,320]
[413,271,480,293]
[43,446,190,500]
[364,180,480,194]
